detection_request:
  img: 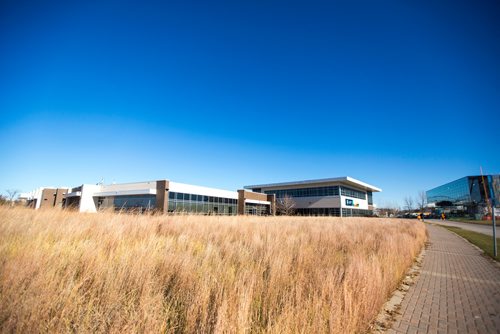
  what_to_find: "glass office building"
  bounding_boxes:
[25,176,380,217]
[245,177,381,217]
[426,175,499,216]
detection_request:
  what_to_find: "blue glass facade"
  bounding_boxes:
[427,177,471,205]
[493,175,500,205]
[426,175,498,211]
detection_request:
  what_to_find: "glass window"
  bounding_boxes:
[340,187,366,199]
[113,195,156,212]
[245,203,270,216]
[264,186,340,198]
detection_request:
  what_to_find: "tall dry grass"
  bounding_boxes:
[0,207,426,333]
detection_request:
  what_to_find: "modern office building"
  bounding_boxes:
[62,179,275,215]
[426,175,500,217]
[244,176,381,217]
[21,176,381,216]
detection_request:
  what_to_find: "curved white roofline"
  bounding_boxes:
[244,176,382,192]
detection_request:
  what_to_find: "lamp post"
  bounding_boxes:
[493,204,497,258]
[488,175,497,258]
[491,196,497,258]
[490,197,497,258]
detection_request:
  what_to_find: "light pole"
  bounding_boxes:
[493,203,497,258]
[488,175,497,257]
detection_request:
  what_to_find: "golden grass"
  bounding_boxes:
[0,207,426,333]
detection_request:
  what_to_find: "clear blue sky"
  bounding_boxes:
[1,0,499,207]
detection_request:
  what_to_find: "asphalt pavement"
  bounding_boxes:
[426,219,498,237]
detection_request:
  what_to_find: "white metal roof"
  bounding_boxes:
[169,181,238,199]
[244,176,382,192]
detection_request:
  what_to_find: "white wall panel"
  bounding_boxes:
[79,184,102,213]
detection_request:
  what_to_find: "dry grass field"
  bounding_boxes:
[0,207,426,333]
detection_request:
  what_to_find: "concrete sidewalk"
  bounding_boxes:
[389,224,500,334]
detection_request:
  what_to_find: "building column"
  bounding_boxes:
[237,190,245,215]
[267,194,276,215]
[156,180,169,214]
[54,188,68,208]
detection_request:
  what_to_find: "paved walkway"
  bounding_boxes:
[427,219,497,237]
[389,224,500,334]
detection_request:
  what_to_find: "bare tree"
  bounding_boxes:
[391,205,401,217]
[276,195,296,215]
[417,191,427,212]
[388,201,402,217]
[404,196,414,213]
[6,189,18,206]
